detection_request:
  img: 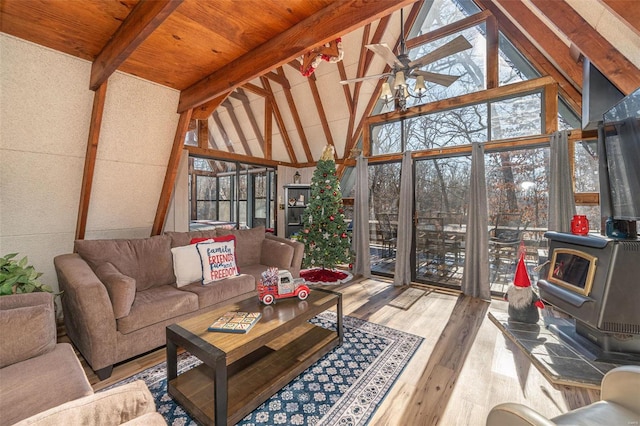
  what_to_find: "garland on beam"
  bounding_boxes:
[299,38,344,77]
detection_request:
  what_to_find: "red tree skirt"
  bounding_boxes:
[300,268,351,284]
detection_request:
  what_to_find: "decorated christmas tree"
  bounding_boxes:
[299,145,351,270]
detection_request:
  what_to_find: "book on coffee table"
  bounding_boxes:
[207,311,262,334]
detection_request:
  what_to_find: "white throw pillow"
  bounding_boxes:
[171,242,212,287]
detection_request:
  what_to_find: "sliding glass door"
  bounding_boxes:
[369,161,401,276]
[414,156,471,288]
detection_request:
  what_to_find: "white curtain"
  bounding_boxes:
[393,151,413,286]
[548,130,575,232]
[461,142,491,300]
[353,154,371,278]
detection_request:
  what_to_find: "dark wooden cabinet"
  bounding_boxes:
[284,184,310,238]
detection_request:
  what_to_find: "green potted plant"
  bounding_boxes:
[0,253,53,295]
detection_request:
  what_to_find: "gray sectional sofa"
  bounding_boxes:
[54,226,303,379]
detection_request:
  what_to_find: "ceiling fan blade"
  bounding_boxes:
[365,43,404,68]
[412,70,461,87]
[339,73,392,84]
[408,35,472,68]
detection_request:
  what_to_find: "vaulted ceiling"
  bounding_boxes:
[2,0,640,168]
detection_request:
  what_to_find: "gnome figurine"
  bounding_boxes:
[506,245,544,324]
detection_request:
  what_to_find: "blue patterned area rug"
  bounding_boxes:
[106,312,422,425]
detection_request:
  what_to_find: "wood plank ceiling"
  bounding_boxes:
[2,0,640,168]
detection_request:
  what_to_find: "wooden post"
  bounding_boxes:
[75,81,108,240]
[151,109,193,236]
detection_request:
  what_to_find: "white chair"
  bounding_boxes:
[486,365,640,426]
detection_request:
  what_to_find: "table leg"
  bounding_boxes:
[337,293,344,345]
[166,332,177,381]
[214,356,228,426]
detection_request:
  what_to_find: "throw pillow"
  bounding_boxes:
[0,303,56,368]
[172,235,239,287]
[94,262,136,319]
[197,238,239,284]
[171,241,211,287]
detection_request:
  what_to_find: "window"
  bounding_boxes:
[498,33,540,86]
[405,104,488,151]
[573,139,600,231]
[490,93,542,140]
[406,25,487,108]
[189,157,276,230]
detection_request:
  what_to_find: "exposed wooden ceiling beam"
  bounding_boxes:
[90,0,183,90]
[599,0,640,37]
[261,77,297,163]
[242,83,270,98]
[277,67,313,162]
[307,73,336,149]
[530,0,640,95]
[344,24,372,151]
[263,71,290,89]
[264,100,273,159]
[493,0,582,90]
[228,90,250,103]
[197,119,214,150]
[186,146,285,168]
[212,111,235,153]
[222,100,253,156]
[178,0,415,112]
[75,81,108,240]
[475,0,582,113]
[342,1,424,159]
[406,10,491,49]
[191,93,229,120]
[151,108,192,236]
[235,89,265,155]
[337,61,355,115]
[344,13,393,146]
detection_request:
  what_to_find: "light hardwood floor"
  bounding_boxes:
[61,277,599,425]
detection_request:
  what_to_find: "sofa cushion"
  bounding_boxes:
[117,285,198,334]
[217,226,265,267]
[165,229,220,248]
[180,274,256,309]
[75,235,174,291]
[238,264,272,283]
[197,238,239,284]
[0,343,93,425]
[14,380,158,426]
[95,262,136,319]
[260,238,295,269]
[0,302,56,368]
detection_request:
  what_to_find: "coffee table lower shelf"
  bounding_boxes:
[168,324,339,425]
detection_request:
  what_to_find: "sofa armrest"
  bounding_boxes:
[54,253,117,371]
[265,234,304,277]
[14,380,158,426]
[601,365,640,412]
[486,403,556,426]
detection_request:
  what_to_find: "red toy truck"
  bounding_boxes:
[258,270,309,305]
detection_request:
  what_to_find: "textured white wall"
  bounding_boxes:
[0,34,180,293]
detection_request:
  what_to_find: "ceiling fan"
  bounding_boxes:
[340,9,472,107]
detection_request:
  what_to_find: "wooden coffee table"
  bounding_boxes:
[166,288,342,425]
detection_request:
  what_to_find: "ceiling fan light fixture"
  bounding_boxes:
[380,82,393,101]
[394,71,406,89]
[415,75,426,95]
